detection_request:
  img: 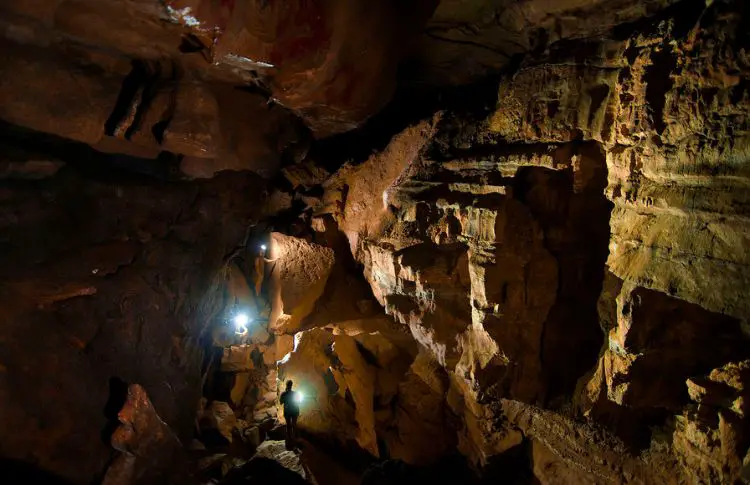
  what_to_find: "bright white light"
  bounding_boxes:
[224,54,275,69]
[261,244,267,251]
[234,313,249,327]
[233,313,250,336]
[277,352,292,365]
[165,6,201,27]
[295,391,304,403]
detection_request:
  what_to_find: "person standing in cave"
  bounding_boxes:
[280,380,301,448]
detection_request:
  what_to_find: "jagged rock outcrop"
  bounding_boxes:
[307,0,750,482]
[2,1,750,484]
[0,41,303,179]
[411,0,684,86]
[103,384,190,485]
[673,360,750,483]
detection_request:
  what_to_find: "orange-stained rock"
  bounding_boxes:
[221,345,255,373]
[2,1,750,484]
[277,326,419,460]
[579,276,747,416]
[262,335,295,367]
[165,0,437,136]
[672,360,750,483]
[319,117,439,245]
[104,384,191,485]
[162,82,220,159]
[383,351,457,465]
[306,1,750,480]
[0,43,123,145]
[282,161,330,190]
[267,233,335,334]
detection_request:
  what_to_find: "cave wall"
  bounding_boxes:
[0,153,269,483]
[303,0,750,482]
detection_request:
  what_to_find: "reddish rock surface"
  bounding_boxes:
[0,153,271,482]
[103,384,191,485]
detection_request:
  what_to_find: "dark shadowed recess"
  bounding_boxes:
[101,377,130,445]
[513,142,613,404]
[587,273,749,452]
[305,59,520,174]
[0,459,76,485]
[0,120,181,183]
[361,445,541,485]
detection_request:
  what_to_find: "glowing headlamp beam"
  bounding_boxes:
[234,313,249,336]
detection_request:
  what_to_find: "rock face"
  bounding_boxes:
[0,138,271,483]
[1,1,750,484]
[0,0,438,161]
[302,0,750,482]
[162,0,437,136]
[410,0,684,86]
[103,384,190,485]
[267,233,335,334]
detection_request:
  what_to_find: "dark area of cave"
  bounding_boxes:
[1,1,749,484]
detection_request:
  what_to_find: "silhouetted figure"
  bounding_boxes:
[279,380,300,448]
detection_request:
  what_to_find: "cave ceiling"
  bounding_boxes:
[0,0,682,179]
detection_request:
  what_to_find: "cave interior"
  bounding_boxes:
[0,1,749,484]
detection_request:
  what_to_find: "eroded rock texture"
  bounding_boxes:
[102,384,190,485]
[305,0,750,482]
[1,0,750,484]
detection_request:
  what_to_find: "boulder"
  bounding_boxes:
[222,441,307,485]
[201,401,238,444]
[672,360,750,483]
[243,426,262,449]
[221,345,255,372]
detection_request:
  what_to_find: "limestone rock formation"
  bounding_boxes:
[201,401,238,444]
[274,319,464,466]
[268,233,335,334]
[303,1,750,481]
[103,384,191,485]
[410,0,684,86]
[673,360,750,483]
[1,0,750,484]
